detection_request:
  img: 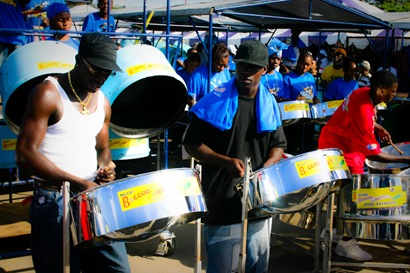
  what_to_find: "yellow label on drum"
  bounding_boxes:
[326,155,348,171]
[2,139,16,150]
[352,186,406,209]
[117,177,201,211]
[37,62,74,70]
[295,158,321,178]
[126,63,172,76]
[109,138,147,149]
[283,103,309,112]
[326,100,343,109]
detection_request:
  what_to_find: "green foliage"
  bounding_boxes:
[377,0,410,12]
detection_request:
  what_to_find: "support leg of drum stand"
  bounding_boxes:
[156,134,161,170]
[238,157,251,273]
[62,181,70,273]
[321,193,335,273]
[313,201,322,272]
[193,159,202,273]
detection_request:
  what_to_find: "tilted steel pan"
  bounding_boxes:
[70,168,207,248]
[278,100,311,126]
[365,142,410,174]
[338,174,410,240]
[309,100,343,124]
[239,148,351,217]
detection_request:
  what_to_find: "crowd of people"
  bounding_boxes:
[2,1,410,272]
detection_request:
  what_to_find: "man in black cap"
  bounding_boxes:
[183,40,287,273]
[16,33,130,273]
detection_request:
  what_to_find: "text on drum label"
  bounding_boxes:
[283,103,309,112]
[326,100,343,109]
[117,177,201,211]
[2,139,16,150]
[326,155,348,171]
[109,138,147,149]
[352,186,406,209]
[295,158,322,178]
[126,63,172,76]
[37,62,74,70]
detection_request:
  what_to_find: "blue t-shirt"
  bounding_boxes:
[82,13,116,32]
[282,71,317,101]
[176,68,191,86]
[260,71,284,97]
[187,64,231,101]
[46,36,79,51]
[0,0,30,45]
[325,77,359,101]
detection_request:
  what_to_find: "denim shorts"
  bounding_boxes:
[204,218,272,273]
[30,186,130,273]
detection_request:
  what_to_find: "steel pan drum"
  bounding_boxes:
[278,100,311,126]
[109,129,150,160]
[101,44,187,139]
[365,142,410,174]
[0,41,76,134]
[242,148,351,216]
[0,119,17,168]
[70,168,207,247]
[310,100,343,124]
[338,174,410,240]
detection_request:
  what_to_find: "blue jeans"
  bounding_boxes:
[30,186,131,273]
[204,218,272,273]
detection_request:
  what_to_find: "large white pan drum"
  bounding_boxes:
[101,44,187,139]
[0,41,76,134]
[365,142,410,174]
[278,100,311,126]
[240,148,351,216]
[338,174,410,240]
[70,168,207,247]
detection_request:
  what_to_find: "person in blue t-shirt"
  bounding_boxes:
[176,52,201,86]
[282,51,319,104]
[0,0,31,66]
[46,2,79,50]
[324,58,359,101]
[187,42,231,107]
[82,0,116,33]
[261,49,284,100]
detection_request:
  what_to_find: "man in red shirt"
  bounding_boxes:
[318,70,410,260]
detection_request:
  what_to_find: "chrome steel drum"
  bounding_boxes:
[243,148,351,216]
[101,44,187,139]
[109,129,150,160]
[278,100,311,126]
[338,174,410,240]
[365,142,410,174]
[0,41,76,134]
[310,100,343,124]
[70,168,207,247]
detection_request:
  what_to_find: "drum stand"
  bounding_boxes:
[238,157,251,273]
[62,181,70,273]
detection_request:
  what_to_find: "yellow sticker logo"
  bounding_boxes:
[117,177,201,211]
[37,62,74,70]
[283,103,309,112]
[352,186,406,209]
[2,139,16,151]
[295,158,321,178]
[326,100,343,109]
[327,155,348,171]
[109,138,147,149]
[126,63,171,76]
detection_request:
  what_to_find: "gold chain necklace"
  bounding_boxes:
[67,71,92,115]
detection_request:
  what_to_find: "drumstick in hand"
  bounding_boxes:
[389,141,404,155]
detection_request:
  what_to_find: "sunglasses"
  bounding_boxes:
[82,57,112,77]
[216,62,228,68]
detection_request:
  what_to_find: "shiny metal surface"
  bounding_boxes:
[241,148,351,216]
[0,41,76,134]
[101,44,187,139]
[70,168,207,247]
[365,142,410,174]
[309,100,343,124]
[278,100,311,126]
[338,174,410,240]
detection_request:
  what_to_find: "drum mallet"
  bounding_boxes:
[389,141,404,155]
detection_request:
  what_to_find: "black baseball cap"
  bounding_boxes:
[233,40,268,67]
[79,33,122,72]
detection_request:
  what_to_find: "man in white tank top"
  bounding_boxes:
[16,33,130,273]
